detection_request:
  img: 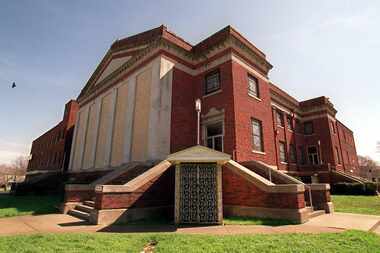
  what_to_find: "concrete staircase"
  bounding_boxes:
[67,200,95,222]
[332,170,370,184]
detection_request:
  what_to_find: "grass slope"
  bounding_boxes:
[0,231,378,253]
[332,195,380,216]
[0,195,60,218]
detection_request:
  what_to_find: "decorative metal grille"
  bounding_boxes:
[179,163,218,223]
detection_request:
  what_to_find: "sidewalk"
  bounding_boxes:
[0,213,379,236]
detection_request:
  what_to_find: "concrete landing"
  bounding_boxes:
[0,213,379,236]
[305,212,380,232]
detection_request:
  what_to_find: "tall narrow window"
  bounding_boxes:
[346,151,350,165]
[299,146,306,165]
[287,115,294,131]
[335,146,341,164]
[279,141,287,163]
[248,74,259,98]
[289,144,296,163]
[206,122,223,152]
[205,70,220,95]
[276,110,284,127]
[307,146,319,165]
[251,119,264,152]
[304,121,314,135]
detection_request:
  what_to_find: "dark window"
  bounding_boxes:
[299,146,306,165]
[308,146,319,165]
[251,119,264,152]
[346,151,350,164]
[205,70,221,95]
[206,122,223,152]
[304,121,314,135]
[248,74,259,98]
[289,144,296,163]
[279,141,287,162]
[276,110,284,127]
[287,115,294,131]
[335,146,341,164]
[295,119,302,133]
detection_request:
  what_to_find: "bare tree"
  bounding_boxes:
[12,156,28,173]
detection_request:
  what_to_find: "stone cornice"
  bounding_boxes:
[78,34,272,105]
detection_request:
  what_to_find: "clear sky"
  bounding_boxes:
[1,0,379,164]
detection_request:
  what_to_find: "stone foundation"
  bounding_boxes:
[224,205,310,224]
[90,206,173,225]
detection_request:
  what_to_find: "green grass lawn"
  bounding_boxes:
[223,216,296,226]
[0,230,378,253]
[332,195,380,216]
[0,194,60,218]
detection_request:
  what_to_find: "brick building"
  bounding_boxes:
[62,25,361,225]
[20,100,78,193]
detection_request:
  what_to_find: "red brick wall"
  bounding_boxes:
[65,190,94,203]
[27,100,78,172]
[336,121,359,174]
[170,68,197,152]
[222,167,305,209]
[231,61,276,166]
[95,167,175,209]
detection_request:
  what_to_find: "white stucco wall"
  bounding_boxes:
[69,56,174,172]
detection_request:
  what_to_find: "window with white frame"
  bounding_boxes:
[248,74,259,98]
[279,141,287,162]
[276,110,285,127]
[308,146,319,165]
[251,118,264,152]
[287,115,294,131]
[205,122,223,152]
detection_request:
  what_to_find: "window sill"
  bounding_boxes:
[203,89,222,98]
[252,150,266,155]
[277,125,285,129]
[280,162,288,165]
[248,93,262,101]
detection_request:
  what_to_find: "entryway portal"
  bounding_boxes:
[168,145,229,225]
[178,163,218,223]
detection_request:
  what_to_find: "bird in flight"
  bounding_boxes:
[11,82,16,88]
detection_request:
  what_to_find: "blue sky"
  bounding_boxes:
[1,0,379,164]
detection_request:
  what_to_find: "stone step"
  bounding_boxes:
[68,209,90,221]
[308,210,325,219]
[84,200,95,207]
[75,204,94,214]
[305,206,313,212]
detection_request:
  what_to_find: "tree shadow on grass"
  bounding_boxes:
[0,194,61,217]
[223,216,297,226]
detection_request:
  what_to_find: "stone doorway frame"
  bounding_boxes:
[166,145,231,225]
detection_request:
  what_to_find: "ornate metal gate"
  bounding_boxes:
[179,163,218,223]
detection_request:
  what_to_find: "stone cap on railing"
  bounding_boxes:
[95,160,172,193]
[65,184,93,191]
[306,183,330,191]
[225,160,305,193]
